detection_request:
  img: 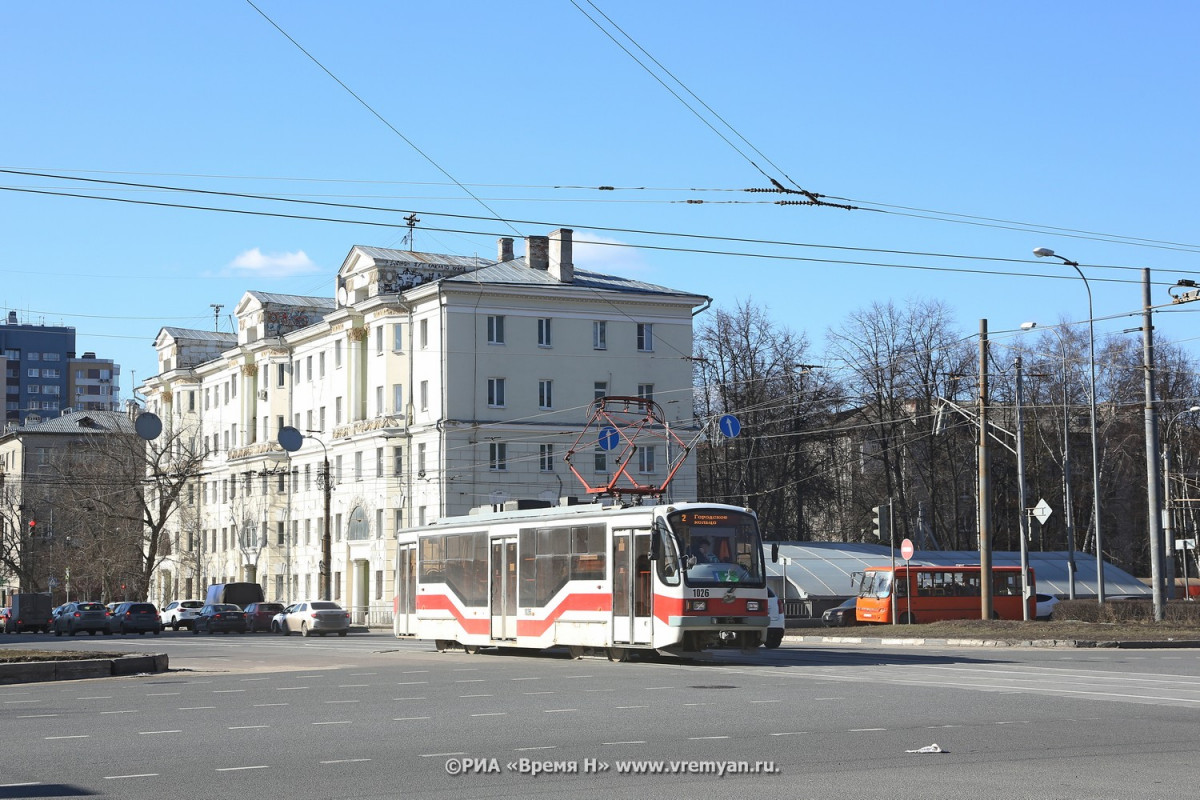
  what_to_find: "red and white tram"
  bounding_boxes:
[393,501,769,659]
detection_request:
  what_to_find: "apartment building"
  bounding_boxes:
[141,230,707,624]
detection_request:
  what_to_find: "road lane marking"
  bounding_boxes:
[454,679,485,683]
[146,692,180,696]
[253,703,289,707]
[470,712,506,717]
[393,696,426,701]
[275,687,309,691]
[515,746,557,751]
[216,766,269,772]
[511,677,538,681]
[770,732,809,736]
[45,735,89,740]
[544,708,577,713]
[615,705,649,709]
[396,681,427,685]
[139,730,182,735]
[4,700,39,704]
[394,716,431,721]
[77,696,112,700]
[459,694,492,698]
[338,684,369,688]
[321,758,371,764]
[17,714,59,718]
[850,728,887,732]
[313,720,352,725]
[229,725,270,730]
[751,699,782,704]
[688,736,730,740]
[421,752,465,757]
[213,690,245,693]
[104,774,159,780]
[524,691,556,695]
[603,741,646,745]
[179,706,216,710]
[100,710,138,714]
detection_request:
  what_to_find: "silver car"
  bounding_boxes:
[275,600,350,637]
[53,601,110,636]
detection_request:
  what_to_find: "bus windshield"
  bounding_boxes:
[666,508,765,587]
[858,570,892,599]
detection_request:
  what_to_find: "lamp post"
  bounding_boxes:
[1033,248,1105,602]
[277,426,332,601]
[1022,321,1078,599]
[1164,406,1200,599]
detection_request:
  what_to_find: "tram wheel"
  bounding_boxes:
[606,647,628,663]
[463,644,480,655]
[567,645,585,660]
[434,639,450,652]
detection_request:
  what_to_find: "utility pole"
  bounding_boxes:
[978,319,994,619]
[210,304,223,332]
[404,213,420,251]
[1143,269,1166,620]
[1015,355,1031,620]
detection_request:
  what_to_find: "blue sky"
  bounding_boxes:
[3,2,1198,398]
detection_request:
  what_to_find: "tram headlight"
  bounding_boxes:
[746,600,761,612]
[687,599,708,612]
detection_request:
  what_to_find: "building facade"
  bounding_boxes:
[142,230,707,624]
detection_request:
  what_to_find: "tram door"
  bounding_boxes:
[395,544,417,636]
[612,530,653,645]
[490,536,518,640]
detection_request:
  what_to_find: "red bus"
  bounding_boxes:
[853,564,1034,624]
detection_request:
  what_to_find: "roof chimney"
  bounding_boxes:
[526,236,549,270]
[497,237,514,262]
[549,229,574,283]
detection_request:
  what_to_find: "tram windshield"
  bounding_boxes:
[666,508,765,587]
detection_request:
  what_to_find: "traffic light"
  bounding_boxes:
[28,519,36,536]
[871,505,890,541]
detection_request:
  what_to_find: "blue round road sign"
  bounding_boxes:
[718,414,741,438]
[598,426,620,451]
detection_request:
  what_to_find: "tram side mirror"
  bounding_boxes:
[650,532,660,561]
[771,543,779,563]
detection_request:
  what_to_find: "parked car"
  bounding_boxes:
[1035,593,1060,621]
[53,601,111,636]
[243,602,285,633]
[275,600,350,637]
[192,604,247,634]
[161,599,204,630]
[108,602,162,635]
[764,588,785,648]
[822,597,859,628]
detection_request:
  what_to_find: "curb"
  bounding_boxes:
[0,653,169,685]
[783,634,1200,649]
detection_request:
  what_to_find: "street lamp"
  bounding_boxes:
[277,426,332,602]
[1033,247,1105,602]
[1021,321,1078,599]
[1164,405,1200,599]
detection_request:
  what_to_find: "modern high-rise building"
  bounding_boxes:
[1,311,120,427]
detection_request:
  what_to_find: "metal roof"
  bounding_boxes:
[158,327,238,344]
[764,542,1151,600]
[350,246,495,271]
[444,258,703,299]
[244,291,335,309]
[8,409,136,435]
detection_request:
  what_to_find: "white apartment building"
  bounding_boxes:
[141,230,707,624]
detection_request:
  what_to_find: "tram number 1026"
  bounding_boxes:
[692,589,711,598]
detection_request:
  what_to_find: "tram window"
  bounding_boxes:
[419,531,487,607]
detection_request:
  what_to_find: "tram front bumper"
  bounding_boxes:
[669,616,769,628]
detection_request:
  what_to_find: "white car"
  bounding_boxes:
[273,600,350,637]
[1034,593,1060,621]
[764,588,785,648]
[161,599,204,630]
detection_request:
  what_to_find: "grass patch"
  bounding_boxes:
[0,650,127,664]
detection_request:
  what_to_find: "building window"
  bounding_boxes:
[594,381,607,401]
[334,340,343,368]
[539,444,555,472]
[376,386,384,416]
[306,356,313,382]
[393,447,403,476]
[354,451,363,481]
[319,351,326,378]
[375,447,383,478]
[538,379,552,409]
[417,443,426,475]
[419,381,428,411]
[637,383,654,404]
[489,442,507,471]
[486,315,505,344]
[276,363,286,387]
[335,397,343,425]
[537,318,552,347]
[375,326,384,354]
[393,323,404,352]
[393,384,403,415]
[487,378,506,408]
[593,320,607,350]
[594,450,608,473]
[638,445,656,474]
[420,319,429,348]
[637,323,654,352]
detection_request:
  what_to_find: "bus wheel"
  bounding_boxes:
[463,644,480,655]
[606,647,628,663]
[567,646,585,660]
[899,612,917,624]
[434,639,450,652]
[991,610,1001,620]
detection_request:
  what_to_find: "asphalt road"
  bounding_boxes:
[2,631,1200,799]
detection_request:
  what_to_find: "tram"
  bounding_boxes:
[393,500,769,659]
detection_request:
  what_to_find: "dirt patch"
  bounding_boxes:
[906,619,1200,642]
[0,650,127,664]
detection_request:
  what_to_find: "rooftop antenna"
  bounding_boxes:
[210,303,223,332]
[403,213,419,251]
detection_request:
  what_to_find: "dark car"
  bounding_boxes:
[108,602,162,635]
[243,602,285,633]
[53,601,111,636]
[192,604,247,635]
[821,597,859,628]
